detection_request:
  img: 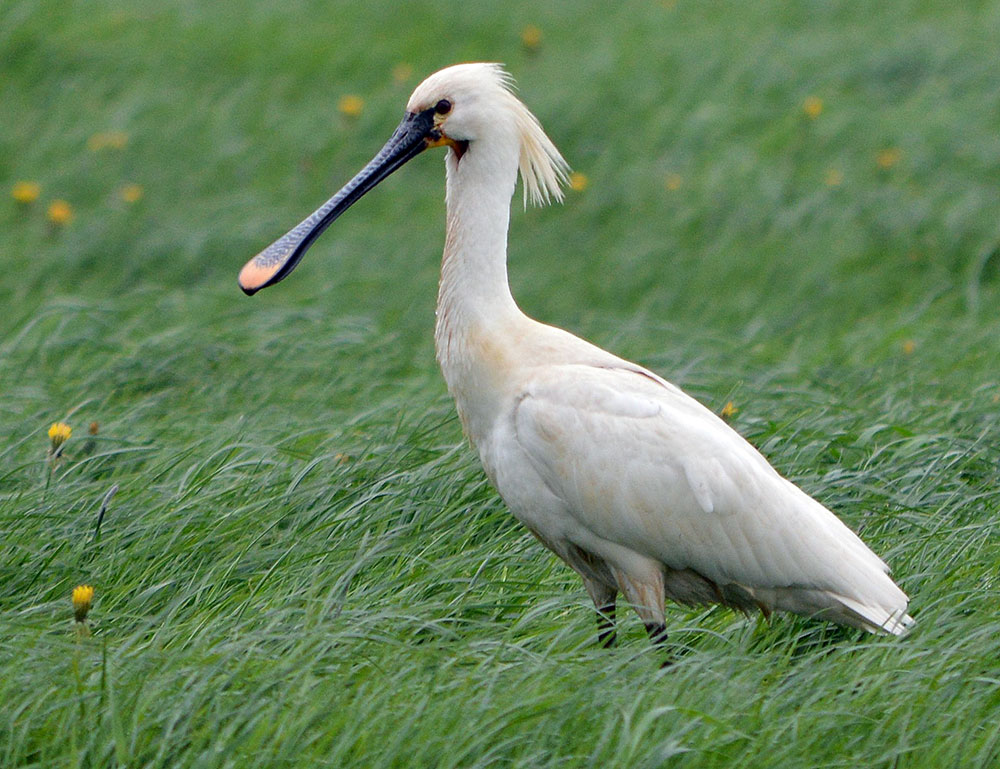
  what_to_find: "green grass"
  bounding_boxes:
[3,0,1000,766]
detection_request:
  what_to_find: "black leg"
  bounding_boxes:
[644,622,673,667]
[596,602,617,648]
[644,622,668,647]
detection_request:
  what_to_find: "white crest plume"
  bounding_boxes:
[492,65,571,207]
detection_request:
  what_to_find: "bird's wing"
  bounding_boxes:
[511,363,893,597]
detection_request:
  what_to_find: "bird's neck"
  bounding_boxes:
[435,144,523,352]
[435,142,526,439]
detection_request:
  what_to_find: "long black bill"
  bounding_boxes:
[239,109,436,295]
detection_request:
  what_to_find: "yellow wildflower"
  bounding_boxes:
[47,200,74,226]
[720,401,738,420]
[803,96,823,119]
[338,95,364,118]
[902,340,916,355]
[665,173,683,191]
[12,181,41,204]
[568,172,589,192]
[87,131,128,152]
[72,585,94,623]
[392,63,413,84]
[824,168,843,187]
[521,25,542,50]
[876,148,901,169]
[120,183,144,203]
[48,422,72,450]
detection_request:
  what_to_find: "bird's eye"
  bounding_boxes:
[434,99,452,115]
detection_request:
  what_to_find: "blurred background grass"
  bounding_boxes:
[3,0,1000,766]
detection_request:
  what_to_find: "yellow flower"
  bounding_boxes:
[824,168,843,187]
[120,183,144,203]
[87,131,128,152]
[521,25,542,50]
[568,172,589,192]
[72,585,94,623]
[876,147,901,169]
[665,173,683,191]
[47,200,74,226]
[902,340,916,355]
[338,95,364,118]
[12,181,41,204]
[803,96,823,119]
[48,422,72,450]
[392,63,413,84]
[720,401,738,419]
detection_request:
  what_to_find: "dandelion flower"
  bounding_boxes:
[569,172,589,192]
[876,148,901,169]
[72,585,94,623]
[48,422,72,450]
[665,173,683,191]
[803,96,823,119]
[12,181,41,204]
[521,25,542,50]
[720,401,738,419]
[902,340,916,355]
[87,131,128,152]
[392,63,413,84]
[120,183,144,203]
[338,95,364,118]
[47,200,74,226]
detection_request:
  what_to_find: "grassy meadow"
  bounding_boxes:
[3,0,1000,765]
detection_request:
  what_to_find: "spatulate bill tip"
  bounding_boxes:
[238,257,281,295]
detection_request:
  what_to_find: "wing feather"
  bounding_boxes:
[512,364,904,607]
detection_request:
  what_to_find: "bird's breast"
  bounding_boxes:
[435,319,523,449]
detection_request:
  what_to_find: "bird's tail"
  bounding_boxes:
[832,593,915,636]
[759,586,914,635]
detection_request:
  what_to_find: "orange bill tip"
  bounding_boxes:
[238,257,281,295]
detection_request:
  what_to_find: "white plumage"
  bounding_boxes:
[241,63,913,646]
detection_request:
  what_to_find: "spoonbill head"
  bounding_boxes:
[240,63,913,652]
[238,63,564,295]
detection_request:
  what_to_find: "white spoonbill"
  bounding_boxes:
[240,63,913,647]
